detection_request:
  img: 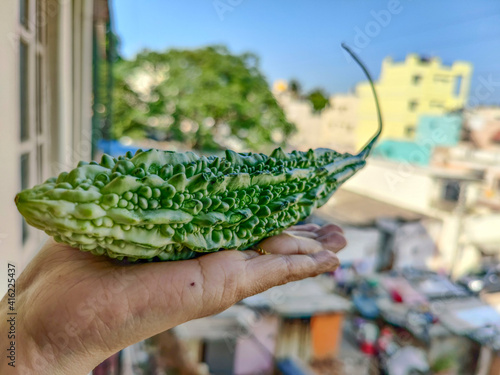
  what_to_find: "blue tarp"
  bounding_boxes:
[97,139,142,157]
[276,358,313,375]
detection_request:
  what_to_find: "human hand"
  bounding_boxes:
[0,223,345,374]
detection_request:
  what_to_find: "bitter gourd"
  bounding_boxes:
[15,44,382,261]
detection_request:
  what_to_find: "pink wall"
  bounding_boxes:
[234,314,280,375]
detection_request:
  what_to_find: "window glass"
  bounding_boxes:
[454,76,463,97]
[20,41,29,141]
[37,144,43,182]
[405,126,415,137]
[36,0,44,42]
[20,0,29,27]
[21,153,30,244]
[443,180,460,202]
[36,54,43,135]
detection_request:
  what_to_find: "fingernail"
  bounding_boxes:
[312,250,339,268]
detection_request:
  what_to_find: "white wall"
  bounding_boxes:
[341,159,489,275]
[343,159,439,217]
[0,1,23,297]
[277,92,358,153]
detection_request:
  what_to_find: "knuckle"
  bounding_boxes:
[334,232,347,249]
[325,223,344,234]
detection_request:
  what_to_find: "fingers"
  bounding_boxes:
[287,223,343,235]
[240,250,340,298]
[288,223,321,232]
[259,231,323,255]
[284,230,319,239]
[317,230,347,253]
[109,224,346,349]
[111,246,340,357]
[314,223,344,236]
[259,223,346,255]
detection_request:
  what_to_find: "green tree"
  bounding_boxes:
[288,79,302,98]
[112,45,295,151]
[306,88,330,112]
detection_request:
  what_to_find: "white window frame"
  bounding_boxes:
[18,0,50,256]
[0,0,96,297]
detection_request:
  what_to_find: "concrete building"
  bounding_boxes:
[274,86,359,154]
[331,156,499,278]
[356,54,472,150]
[464,107,500,149]
[0,0,111,296]
[323,94,360,153]
[432,144,500,255]
[373,114,463,166]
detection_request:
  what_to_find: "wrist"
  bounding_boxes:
[0,296,50,374]
[0,291,94,374]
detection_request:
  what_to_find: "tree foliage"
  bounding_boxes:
[112,45,295,152]
[286,79,330,113]
[306,89,330,112]
[288,79,302,98]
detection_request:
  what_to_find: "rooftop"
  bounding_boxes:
[315,189,424,226]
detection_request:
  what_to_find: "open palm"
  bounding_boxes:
[4,223,345,374]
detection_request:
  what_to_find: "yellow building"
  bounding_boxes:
[355,54,472,150]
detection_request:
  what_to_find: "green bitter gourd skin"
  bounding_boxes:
[15,44,383,261]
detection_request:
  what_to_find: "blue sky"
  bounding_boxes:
[113,0,500,104]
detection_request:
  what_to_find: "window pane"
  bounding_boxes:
[21,153,30,244]
[443,181,460,202]
[36,54,42,135]
[454,76,463,97]
[36,0,43,42]
[405,126,415,137]
[20,41,29,141]
[37,144,43,183]
[21,154,29,193]
[22,217,29,245]
[20,0,29,27]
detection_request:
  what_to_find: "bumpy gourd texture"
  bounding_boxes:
[15,148,366,261]
[15,44,382,261]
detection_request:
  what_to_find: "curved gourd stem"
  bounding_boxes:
[341,43,383,160]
